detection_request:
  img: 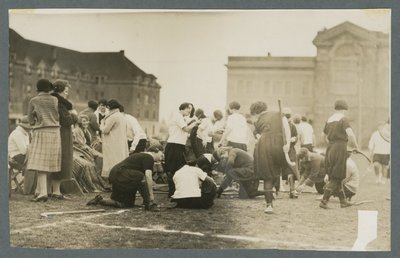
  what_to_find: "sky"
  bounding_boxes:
[9,9,390,120]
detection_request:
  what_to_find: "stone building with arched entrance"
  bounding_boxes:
[226,21,389,148]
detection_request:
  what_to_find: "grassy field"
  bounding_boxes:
[9,167,390,251]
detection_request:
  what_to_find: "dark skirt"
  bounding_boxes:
[254,132,285,180]
[52,126,73,180]
[165,143,187,174]
[325,141,347,180]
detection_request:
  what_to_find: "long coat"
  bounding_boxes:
[100,109,129,177]
[52,93,74,180]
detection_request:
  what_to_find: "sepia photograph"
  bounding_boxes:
[7,9,390,251]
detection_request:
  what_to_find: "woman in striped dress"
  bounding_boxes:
[27,79,62,202]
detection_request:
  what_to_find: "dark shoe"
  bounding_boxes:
[51,194,71,200]
[31,195,48,202]
[289,191,299,199]
[340,200,353,208]
[86,194,103,206]
[319,200,329,209]
[216,187,224,198]
[145,203,161,212]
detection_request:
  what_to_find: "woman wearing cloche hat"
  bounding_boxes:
[26,79,62,202]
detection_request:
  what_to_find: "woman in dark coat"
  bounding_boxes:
[251,101,291,214]
[51,79,75,199]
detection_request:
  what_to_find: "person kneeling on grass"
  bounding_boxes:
[294,148,326,196]
[171,160,218,209]
[214,147,265,199]
[331,153,360,202]
[86,144,163,211]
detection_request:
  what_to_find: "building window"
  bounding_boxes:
[285,81,292,95]
[137,109,141,118]
[152,125,155,135]
[76,90,80,100]
[137,93,141,104]
[152,96,157,104]
[237,80,244,94]
[273,81,283,95]
[246,81,253,93]
[302,82,309,96]
[145,110,149,119]
[153,110,156,119]
[145,94,149,105]
[264,81,270,95]
[100,91,104,98]
[85,90,89,100]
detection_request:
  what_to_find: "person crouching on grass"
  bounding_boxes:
[320,100,359,209]
[170,159,218,209]
[86,144,163,211]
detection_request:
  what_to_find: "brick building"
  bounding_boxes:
[226,22,389,147]
[9,28,161,136]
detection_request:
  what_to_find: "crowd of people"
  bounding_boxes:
[8,78,390,214]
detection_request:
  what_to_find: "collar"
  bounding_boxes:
[327,112,345,123]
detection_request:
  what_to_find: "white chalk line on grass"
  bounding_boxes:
[11,209,354,250]
[10,209,129,234]
[73,220,351,250]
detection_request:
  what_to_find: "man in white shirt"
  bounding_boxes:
[119,105,147,153]
[218,101,248,151]
[8,116,33,195]
[165,102,200,197]
[171,164,217,209]
[298,116,315,152]
[368,121,390,184]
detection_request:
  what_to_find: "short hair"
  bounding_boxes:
[197,156,212,174]
[195,108,206,119]
[334,100,349,111]
[88,100,98,110]
[292,114,301,124]
[77,114,89,126]
[301,116,308,122]
[107,99,121,110]
[53,79,71,93]
[213,110,223,121]
[250,101,267,115]
[229,101,240,110]
[179,102,191,111]
[98,99,108,106]
[119,105,125,112]
[297,147,309,159]
[36,79,54,93]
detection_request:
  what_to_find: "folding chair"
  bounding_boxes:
[8,158,25,197]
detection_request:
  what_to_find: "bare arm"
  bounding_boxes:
[144,169,155,202]
[345,128,359,150]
